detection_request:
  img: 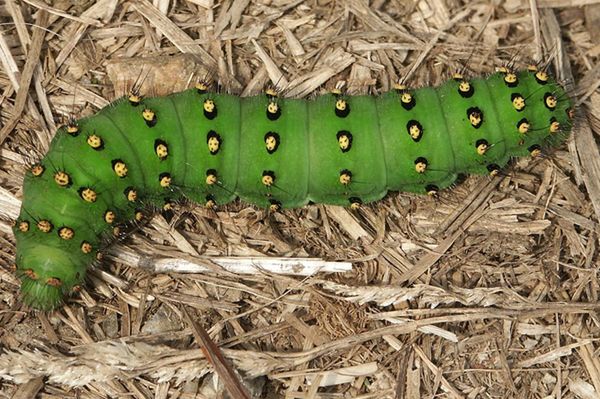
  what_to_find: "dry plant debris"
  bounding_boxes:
[1,0,600,398]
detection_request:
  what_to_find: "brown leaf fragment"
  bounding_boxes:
[182,307,252,399]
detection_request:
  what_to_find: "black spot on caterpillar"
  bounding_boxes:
[13,67,573,310]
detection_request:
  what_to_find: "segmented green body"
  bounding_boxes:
[13,69,573,309]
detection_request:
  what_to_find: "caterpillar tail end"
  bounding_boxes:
[15,243,87,311]
[19,277,65,311]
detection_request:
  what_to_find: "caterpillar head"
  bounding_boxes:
[15,242,87,310]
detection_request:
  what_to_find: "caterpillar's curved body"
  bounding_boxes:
[13,68,573,309]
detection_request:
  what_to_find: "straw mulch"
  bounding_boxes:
[1,0,600,398]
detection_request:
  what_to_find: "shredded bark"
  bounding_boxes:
[1,0,599,397]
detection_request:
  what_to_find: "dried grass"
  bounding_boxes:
[1,0,600,397]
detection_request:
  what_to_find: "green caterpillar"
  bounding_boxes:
[13,66,573,310]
